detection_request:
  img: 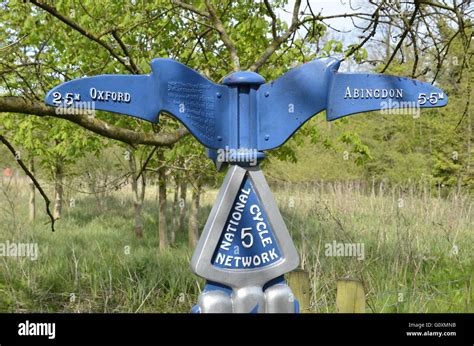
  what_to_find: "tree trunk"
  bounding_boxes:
[179,181,187,232]
[188,181,201,248]
[138,171,146,237]
[53,158,63,220]
[465,101,471,195]
[157,150,169,250]
[28,158,35,222]
[129,148,145,239]
[385,22,392,62]
[171,176,179,244]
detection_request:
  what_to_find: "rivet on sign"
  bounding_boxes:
[265,92,270,97]
[217,136,222,141]
[264,135,270,141]
[216,92,222,98]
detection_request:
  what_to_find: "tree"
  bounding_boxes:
[2,113,103,219]
[358,1,473,191]
[1,0,472,231]
[127,146,147,239]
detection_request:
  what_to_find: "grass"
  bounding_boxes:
[276,181,473,312]
[0,176,472,313]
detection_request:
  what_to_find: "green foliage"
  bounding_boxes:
[0,178,471,312]
[2,113,103,178]
[345,44,368,64]
[339,131,372,166]
[322,39,343,56]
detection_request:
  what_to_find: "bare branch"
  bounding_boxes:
[170,0,240,70]
[0,62,39,77]
[136,146,157,181]
[0,134,57,232]
[204,0,240,71]
[390,2,421,78]
[185,28,212,65]
[29,0,136,74]
[418,0,455,12]
[342,2,387,62]
[0,34,29,51]
[381,3,420,73]
[249,0,302,72]
[169,0,210,17]
[121,7,176,36]
[263,0,278,40]
[111,30,140,74]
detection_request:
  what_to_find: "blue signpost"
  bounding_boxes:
[45,57,447,313]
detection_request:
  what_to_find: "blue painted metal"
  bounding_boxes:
[256,58,341,150]
[44,57,448,160]
[222,71,265,85]
[211,174,281,270]
[45,58,229,150]
[221,71,264,152]
[326,72,448,121]
[250,304,260,313]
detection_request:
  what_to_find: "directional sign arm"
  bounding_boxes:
[326,73,448,121]
[45,59,229,149]
[45,74,159,121]
[256,58,448,151]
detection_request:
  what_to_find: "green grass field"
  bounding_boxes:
[0,177,472,313]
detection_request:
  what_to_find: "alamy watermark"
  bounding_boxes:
[0,240,38,261]
[55,101,96,117]
[325,240,365,261]
[18,320,55,339]
[216,146,258,166]
[380,99,420,119]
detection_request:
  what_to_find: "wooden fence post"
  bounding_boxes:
[287,269,311,312]
[336,278,365,313]
[467,274,473,312]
